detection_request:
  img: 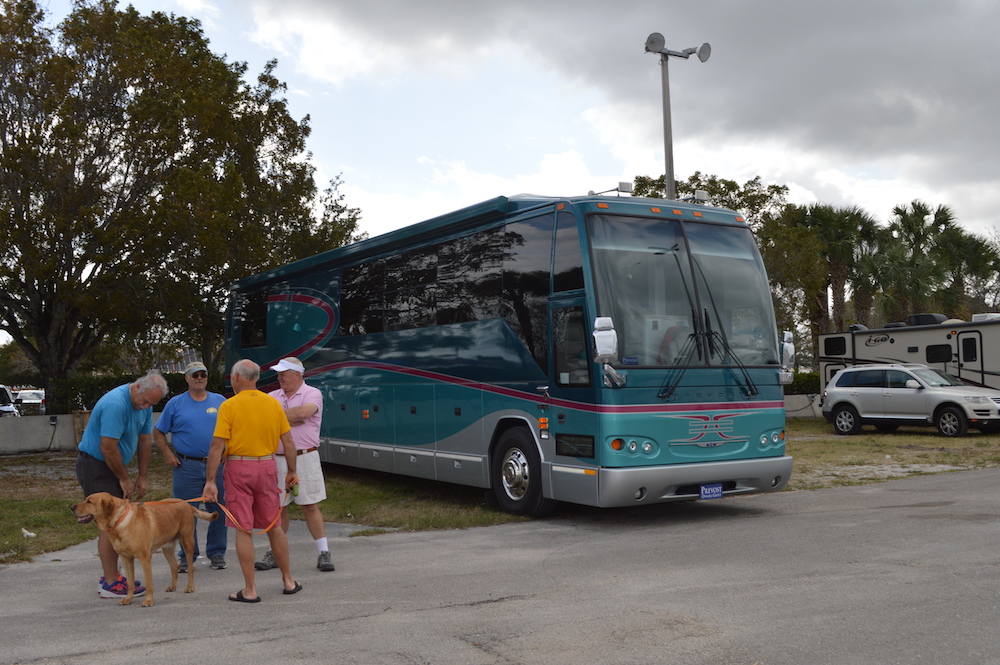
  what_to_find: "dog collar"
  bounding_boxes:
[110,503,131,530]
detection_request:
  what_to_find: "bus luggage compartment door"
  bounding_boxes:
[358,386,395,473]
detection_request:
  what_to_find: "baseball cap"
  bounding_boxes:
[271,357,304,373]
[184,361,208,374]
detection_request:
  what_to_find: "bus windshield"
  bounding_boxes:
[589,214,780,368]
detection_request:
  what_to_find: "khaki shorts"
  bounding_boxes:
[276,449,327,506]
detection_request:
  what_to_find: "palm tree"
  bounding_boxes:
[934,226,1000,319]
[877,201,954,322]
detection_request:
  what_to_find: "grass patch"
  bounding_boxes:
[5,418,1000,563]
[0,448,524,565]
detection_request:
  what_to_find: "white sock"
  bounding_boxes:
[316,537,329,553]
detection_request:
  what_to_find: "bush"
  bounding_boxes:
[785,371,820,395]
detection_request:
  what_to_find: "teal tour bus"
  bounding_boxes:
[226,193,793,516]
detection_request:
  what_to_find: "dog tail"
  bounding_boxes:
[191,506,219,522]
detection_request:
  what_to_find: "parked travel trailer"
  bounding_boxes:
[819,313,1000,390]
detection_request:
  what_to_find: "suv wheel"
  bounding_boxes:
[935,406,968,437]
[832,404,862,435]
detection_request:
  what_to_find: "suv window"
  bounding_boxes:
[886,370,915,388]
[851,369,884,388]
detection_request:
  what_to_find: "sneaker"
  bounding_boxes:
[99,574,145,598]
[210,555,227,570]
[317,550,335,572]
[254,549,277,571]
[98,574,144,593]
[177,555,188,573]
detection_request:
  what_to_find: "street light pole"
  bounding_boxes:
[658,51,677,201]
[645,33,710,201]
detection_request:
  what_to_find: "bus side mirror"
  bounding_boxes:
[593,317,618,364]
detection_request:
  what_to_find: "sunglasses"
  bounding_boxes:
[190,371,208,379]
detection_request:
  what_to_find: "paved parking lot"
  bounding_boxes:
[4,469,1000,664]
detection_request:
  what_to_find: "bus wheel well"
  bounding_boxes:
[488,419,556,518]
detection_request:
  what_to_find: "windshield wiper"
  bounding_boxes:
[658,308,700,400]
[704,312,758,397]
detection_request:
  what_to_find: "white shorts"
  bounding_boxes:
[275,449,327,506]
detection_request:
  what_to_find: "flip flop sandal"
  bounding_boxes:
[283,581,303,595]
[229,590,261,603]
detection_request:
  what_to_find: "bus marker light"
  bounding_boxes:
[672,209,683,215]
[538,417,549,429]
[611,438,625,450]
[597,202,609,208]
[650,207,662,213]
[362,410,370,419]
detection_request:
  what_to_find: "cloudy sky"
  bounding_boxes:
[39,0,1000,240]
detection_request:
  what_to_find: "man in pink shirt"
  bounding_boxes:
[255,356,335,572]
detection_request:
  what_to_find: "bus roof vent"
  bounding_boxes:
[848,323,868,331]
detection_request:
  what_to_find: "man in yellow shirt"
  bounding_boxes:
[203,359,302,602]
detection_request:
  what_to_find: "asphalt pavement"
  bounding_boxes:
[4,469,1000,665]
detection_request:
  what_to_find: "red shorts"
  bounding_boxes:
[222,459,282,530]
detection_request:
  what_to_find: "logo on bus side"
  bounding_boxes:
[666,413,749,447]
[865,334,890,347]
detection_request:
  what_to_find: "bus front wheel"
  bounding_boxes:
[491,428,556,518]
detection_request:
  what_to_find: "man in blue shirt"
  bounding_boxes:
[75,370,168,600]
[153,361,228,572]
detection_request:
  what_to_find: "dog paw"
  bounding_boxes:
[185,585,195,594]
[119,598,132,606]
[141,599,154,607]
[165,584,176,592]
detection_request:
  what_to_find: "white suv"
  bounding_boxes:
[0,385,19,418]
[821,363,1000,437]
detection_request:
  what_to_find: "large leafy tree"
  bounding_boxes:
[0,0,361,411]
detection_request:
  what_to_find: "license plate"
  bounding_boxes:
[700,483,723,500]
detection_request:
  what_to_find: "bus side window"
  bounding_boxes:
[554,306,590,386]
[239,289,269,349]
[553,211,584,292]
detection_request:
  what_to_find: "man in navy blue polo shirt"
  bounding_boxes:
[153,361,228,571]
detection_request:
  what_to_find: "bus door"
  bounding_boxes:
[547,301,599,506]
[956,331,986,386]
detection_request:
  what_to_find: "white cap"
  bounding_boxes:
[271,357,304,373]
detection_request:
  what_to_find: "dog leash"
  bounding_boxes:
[138,497,282,535]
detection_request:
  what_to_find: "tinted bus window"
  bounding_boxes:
[437,227,503,325]
[553,211,584,292]
[239,289,268,348]
[341,260,385,335]
[386,245,437,331]
[502,215,553,371]
[554,306,590,386]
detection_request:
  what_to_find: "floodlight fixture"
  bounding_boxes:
[644,33,711,200]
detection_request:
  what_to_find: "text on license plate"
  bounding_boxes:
[700,483,723,500]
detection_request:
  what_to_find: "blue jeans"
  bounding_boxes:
[172,458,227,560]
